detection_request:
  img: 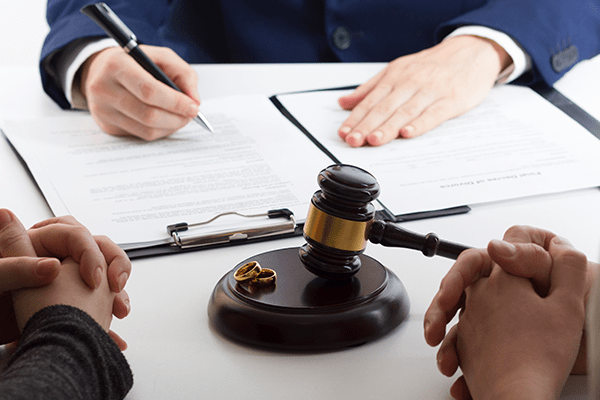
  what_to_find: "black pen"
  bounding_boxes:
[81,2,214,132]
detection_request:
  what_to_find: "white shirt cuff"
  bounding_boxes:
[444,25,532,84]
[59,38,119,108]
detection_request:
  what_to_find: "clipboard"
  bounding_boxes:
[530,81,600,139]
[125,208,303,258]
[126,87,479,259]
[138,81,598,261]
[124,201,471,259]
[4,82,600,260]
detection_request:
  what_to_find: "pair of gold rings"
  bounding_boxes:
[234,261,277,288]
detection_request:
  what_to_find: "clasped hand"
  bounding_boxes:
[424,225,596,399]
[0,209,131,349]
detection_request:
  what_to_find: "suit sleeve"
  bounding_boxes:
[0,305,133,400]
[40,0,170,108]
[436,0,600,86]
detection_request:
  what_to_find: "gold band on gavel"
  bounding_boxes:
[303,203,371,252]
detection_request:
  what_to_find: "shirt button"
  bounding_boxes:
[332,26,351,50]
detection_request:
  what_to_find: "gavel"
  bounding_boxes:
[300,164,471,280]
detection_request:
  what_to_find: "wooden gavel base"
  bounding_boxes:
[208,247,410,352]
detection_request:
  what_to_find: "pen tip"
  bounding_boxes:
[193,114,214,133]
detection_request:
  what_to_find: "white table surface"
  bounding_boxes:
[1,59,600,399]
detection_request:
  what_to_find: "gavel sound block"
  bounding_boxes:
[208,164,469,351]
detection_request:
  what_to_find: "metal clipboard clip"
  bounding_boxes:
[166,209,297,249]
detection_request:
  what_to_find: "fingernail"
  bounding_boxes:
[94,267,103,289]
[552,236,572,246]
[400,125,415,137]
[0,209,12,225]
[345,132,364,147]
[370,131,383,141]
[187,103,199,118]
[118,272,128,292]
[349,132,362,141]
[491,239,516,257]
[339,125,351,135]
[35,258,59,277]
[436,352,443,372]
[125,297,131,314]
[423,319,430,337]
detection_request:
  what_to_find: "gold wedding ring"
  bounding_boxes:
[249,268,277,287]
[234,261,262,282]
[234,261,277,288]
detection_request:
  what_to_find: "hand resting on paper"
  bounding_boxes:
[337,35,512,147]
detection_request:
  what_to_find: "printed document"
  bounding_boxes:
[3,97,332,248]
[4,85,600,249]
[276,85,600,215]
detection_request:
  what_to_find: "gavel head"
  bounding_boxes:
[299,164,380,280]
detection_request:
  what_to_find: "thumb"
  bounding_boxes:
[0,257,60,291]
[488,239,553,294]
[547,236,587,303]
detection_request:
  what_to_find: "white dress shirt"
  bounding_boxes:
[55,26,531,109]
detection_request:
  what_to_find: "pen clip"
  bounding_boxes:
[166,209,297,249]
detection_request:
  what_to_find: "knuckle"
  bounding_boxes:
[504,225,534,240]
[173,96,191,115]
[396,103,421,119]
[139,107,161,127]
[350,101,372,117]
[86,78,110,99]
[104,126,126,137]
[94,234,111,243]
[137,81,157,102]
[557,246,587,266]
[0,231,27,253]
[164,47,178,58]
[371,102,397,117]
[142,128,170,142]
[68,224,91,240]
[0,209,15,226]
[505,225,525,235]
[154,46,176,57]
[55,215,79,226]
[103,56,122,74]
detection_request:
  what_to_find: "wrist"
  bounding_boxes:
[444,25,530,84]
[79,52,101,104]
[469,35,513,75]
[475,369,564,400]
[478,37,514,83]
[446,35,513,83]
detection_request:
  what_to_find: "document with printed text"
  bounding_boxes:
[4,85,600,252]
[276,85,600,215]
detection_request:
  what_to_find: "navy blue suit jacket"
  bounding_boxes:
[41,0,600,109]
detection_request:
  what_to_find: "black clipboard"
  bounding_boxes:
[269,86,472,227]
[126,83,600,259]
[126,87,474,259]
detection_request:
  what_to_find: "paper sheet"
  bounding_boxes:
[276,85,600,214]
[3,96,333,247]
[5,85,600,249]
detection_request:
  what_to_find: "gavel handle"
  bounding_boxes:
[369,220,471,260]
